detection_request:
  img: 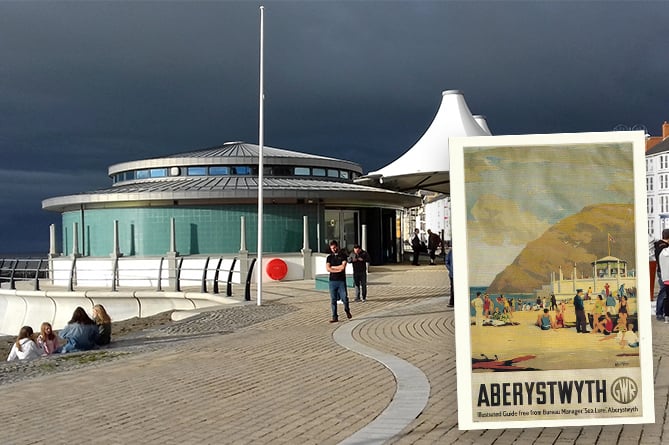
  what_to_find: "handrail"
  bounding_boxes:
[69,257,77,291]
[0,256,255,297]
[175,257,184,292]
[226,257,238,297]
[200,257,211,293]
[245,258,257,301]
[212,257,224,294]
[157,256,165,291]
[0,259,48,291]
[34,259,43,291]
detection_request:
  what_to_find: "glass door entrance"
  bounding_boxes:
[324,209,359,253]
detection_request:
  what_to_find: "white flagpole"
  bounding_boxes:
[257,5,265,306]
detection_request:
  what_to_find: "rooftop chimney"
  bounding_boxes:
[663,121,669,140]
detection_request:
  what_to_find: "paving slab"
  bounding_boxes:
[0,264,666,445]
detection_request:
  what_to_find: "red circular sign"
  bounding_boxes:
[266,258,288,280]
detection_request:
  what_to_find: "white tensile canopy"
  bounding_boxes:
[356,90,491,195]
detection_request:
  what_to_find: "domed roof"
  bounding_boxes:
[109,141,360,176]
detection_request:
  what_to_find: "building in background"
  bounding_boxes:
[42,142,420,266]
[645,122,669,241]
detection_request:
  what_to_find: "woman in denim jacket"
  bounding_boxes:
[59,307,99,353]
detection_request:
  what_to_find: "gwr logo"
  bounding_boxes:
[611,377,638,404]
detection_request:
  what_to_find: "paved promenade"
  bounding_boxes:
[0,264,667,444]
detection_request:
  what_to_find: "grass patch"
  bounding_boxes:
[53,351,128,365]
[38,362,58,372]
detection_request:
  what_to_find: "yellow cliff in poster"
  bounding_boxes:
[450,132,654,430]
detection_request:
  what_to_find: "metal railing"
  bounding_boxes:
[0,258,49,291]
[0,256,256,298]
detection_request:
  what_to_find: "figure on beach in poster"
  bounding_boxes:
[535,308,554,330]
[471,292,484,326]
[574,289,589,333]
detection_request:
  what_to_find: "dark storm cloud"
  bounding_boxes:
[1,1,668,253]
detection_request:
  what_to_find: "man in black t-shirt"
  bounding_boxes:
[326,240,352,323]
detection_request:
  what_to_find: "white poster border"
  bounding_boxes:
[450,131,654,430]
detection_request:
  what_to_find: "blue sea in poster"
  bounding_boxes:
[468,286,536,316]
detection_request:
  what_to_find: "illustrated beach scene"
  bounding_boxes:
[462,140,642,372]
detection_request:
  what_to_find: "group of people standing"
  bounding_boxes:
[7,304,112,361]
[566,288,633,341]
[325,240,370,323]
[410,228,442,266]
[411,228,453,306]
[326,229,453,322]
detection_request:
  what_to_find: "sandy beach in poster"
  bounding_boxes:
[469,300,640,372]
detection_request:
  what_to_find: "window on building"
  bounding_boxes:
[187,166,207,176]
[150,168,167,178]
[648,197,654,215]
[232,166,251,175]
[294,167,310,176]
[209,166,229,175]
[271,166,292,176]
[340,171,349,179]
[136,170,150,179]
[312,168,326,177]
[327,169,339,178]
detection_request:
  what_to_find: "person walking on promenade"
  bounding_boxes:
[574,289,589,333]
[7,326,42,361]
[427,229,441,265]
[550,293,557,311]
[445,243,454,307]
[656,228,669,320]
[348,244,370,302]
[326,240,351,323]
[411,228,421,265]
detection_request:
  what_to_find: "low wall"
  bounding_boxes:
[0,288,236,336]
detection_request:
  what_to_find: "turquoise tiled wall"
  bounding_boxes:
[61,205,319,257]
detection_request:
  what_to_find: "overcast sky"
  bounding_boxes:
[1,0,668,254]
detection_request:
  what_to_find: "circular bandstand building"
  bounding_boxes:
[0,89,486,335]
[42,141,420,267]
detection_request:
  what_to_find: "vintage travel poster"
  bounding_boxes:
[450,132,655,429]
